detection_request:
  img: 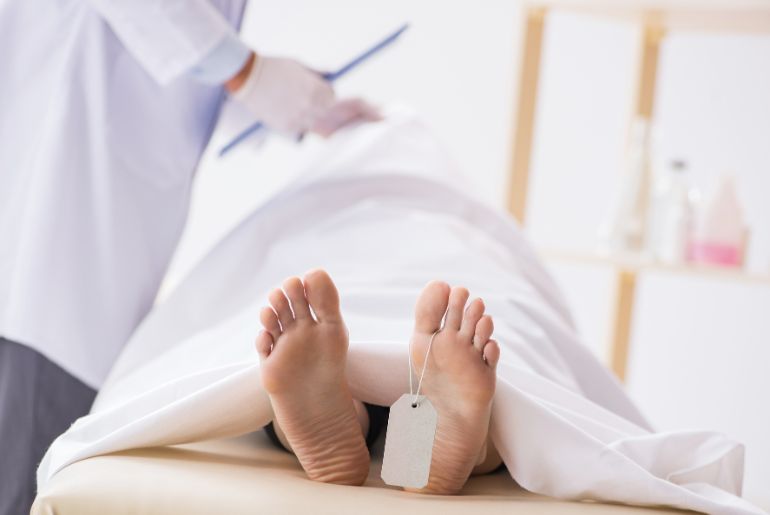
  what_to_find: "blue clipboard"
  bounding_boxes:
[219,23,409,157]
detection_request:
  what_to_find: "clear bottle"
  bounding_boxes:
[598,118,652,256]
[649,160,693,264]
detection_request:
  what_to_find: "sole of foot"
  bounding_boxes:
[256,269,370,486]
[408,280,500,494]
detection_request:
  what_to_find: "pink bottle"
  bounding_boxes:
[688,175,747,267]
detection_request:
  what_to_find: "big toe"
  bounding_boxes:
[303,269,342,322]
[414,280,451,334]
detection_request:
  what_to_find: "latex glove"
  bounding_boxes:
[231,55,334,135]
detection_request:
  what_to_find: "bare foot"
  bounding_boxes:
[409,281,500,494]
[255,269,370,485]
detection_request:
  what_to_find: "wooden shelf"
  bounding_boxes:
[522,0,770,34]
[540,248,770,286]
[507,3,769,381]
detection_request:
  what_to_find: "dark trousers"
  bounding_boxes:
[264,403,390,452]
[0,338,96,515]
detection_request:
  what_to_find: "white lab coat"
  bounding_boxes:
[38,113,765,514]
[0,0,247,388]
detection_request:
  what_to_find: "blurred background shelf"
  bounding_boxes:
[506,0,770,383]
[540,248,770,286]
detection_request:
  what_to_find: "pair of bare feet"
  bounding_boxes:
[255,269,501,494]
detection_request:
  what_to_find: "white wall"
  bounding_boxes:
[169,0,770,507]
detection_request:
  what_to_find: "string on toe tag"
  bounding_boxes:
[408,329,439,407]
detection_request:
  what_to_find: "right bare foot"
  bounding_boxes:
[409,281,500,494]
[255,269,370,485]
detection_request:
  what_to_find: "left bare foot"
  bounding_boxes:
[256,269,370,485]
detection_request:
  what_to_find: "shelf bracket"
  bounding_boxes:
[608,268,638,382]
[507,6,547,224]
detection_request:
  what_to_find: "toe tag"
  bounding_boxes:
[381,394,437,489]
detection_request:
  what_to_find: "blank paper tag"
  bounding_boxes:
[381,394,437,489]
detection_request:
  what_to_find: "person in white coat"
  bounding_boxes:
[0,1,377,513]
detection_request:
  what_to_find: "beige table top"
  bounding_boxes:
[33,432,693,515]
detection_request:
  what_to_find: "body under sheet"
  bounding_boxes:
[38,112,765,515]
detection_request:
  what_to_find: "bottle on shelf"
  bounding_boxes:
[688,175,748,268]
[598,118,652,258]
[647,159,695,264]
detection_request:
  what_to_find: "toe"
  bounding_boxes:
[283,276,312,320]
[459,298,485,340]
[269,288,294,328]
[414,280,450,334]
[260,306,282,342]
[255,330,274,360]
[483,339,501,368]
[303,269,342,323]
[474,315,494,352]
[444,286,470,331]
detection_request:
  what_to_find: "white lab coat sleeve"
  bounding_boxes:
[188,31,252,85]
[85,0,240,85]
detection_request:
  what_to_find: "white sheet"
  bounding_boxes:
[38,110,765,515]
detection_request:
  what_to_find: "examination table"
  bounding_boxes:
[32,432,691,515]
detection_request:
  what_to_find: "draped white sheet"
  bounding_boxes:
[38,111,765,515]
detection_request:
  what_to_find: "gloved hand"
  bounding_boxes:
[230,54,380,137]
